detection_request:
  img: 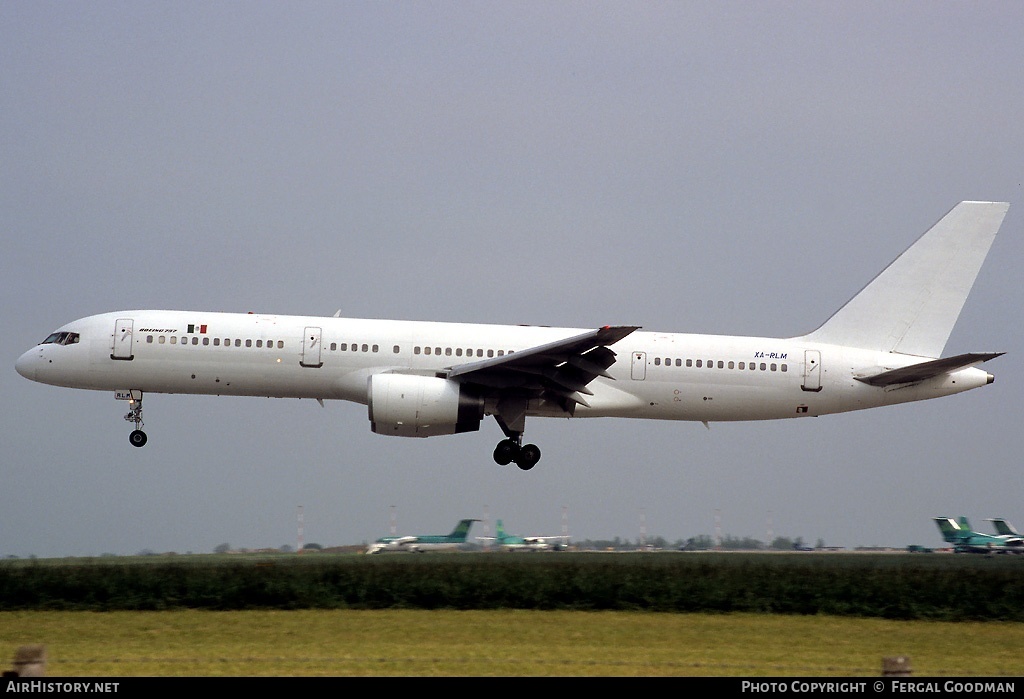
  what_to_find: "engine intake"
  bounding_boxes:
[368,373,484,437]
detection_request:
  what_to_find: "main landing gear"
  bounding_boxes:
[124,392,148,447]
[491,402,541,470]
[493,437,542,470]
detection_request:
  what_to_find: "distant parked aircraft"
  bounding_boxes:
[986,518,1021,539]
[365,518,479,554]
[933,517,1024,554]
[477,519,571,551]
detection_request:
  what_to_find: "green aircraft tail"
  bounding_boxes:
[934,517,963,543]
[494,520,507,540]
[448,519,478,542]
[989,518,1019,537]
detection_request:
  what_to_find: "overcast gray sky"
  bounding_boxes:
[3,2,1022,557]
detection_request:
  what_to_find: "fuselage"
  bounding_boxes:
[366,536,469,554]
[16,309,993,425]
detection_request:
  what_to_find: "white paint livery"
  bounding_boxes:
[16,202,1009,470]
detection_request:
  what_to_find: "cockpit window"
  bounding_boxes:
[41,332,80,346]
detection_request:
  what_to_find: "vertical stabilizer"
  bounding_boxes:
[934,517,962,543]
[802,202,1009,356]
[449,519,478,541]
[988,518,1020,537]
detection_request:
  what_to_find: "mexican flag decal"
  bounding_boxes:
[187,324,208,334]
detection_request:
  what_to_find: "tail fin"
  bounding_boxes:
[934,517,963,543]
[494,520,507,539]
[802,202,1009,357]
[449,519,478,541]
[988,518,1020,537]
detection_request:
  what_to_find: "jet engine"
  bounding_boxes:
[368,373,484,437]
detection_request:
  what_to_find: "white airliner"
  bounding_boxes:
[16,201,1008,470]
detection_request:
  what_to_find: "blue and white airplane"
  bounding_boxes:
[16,201,1008,471]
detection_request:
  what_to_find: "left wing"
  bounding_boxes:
[445,325,639,412]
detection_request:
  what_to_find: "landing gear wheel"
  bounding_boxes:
[516,444,541,471]
[129,430,148,448]
[493,439,520,465]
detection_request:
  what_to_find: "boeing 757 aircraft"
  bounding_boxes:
[15,201,1009,471]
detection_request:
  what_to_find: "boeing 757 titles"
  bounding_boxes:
[16,201,1009,470]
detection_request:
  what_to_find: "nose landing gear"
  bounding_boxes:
[123,392,147,447]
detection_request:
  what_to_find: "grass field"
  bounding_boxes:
[3,609,1023,676]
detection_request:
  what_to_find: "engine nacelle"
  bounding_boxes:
[368,373,484,438]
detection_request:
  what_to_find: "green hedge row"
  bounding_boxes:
[2,553,1022,620]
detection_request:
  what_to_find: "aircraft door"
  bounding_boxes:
[802,350,822,392]
[111,318,134,360]
[631,352,647,380]
[300,326,323,368]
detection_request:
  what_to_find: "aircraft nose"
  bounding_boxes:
[15,349,37,381]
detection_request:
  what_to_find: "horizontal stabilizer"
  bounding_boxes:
[855,352,1003,387]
